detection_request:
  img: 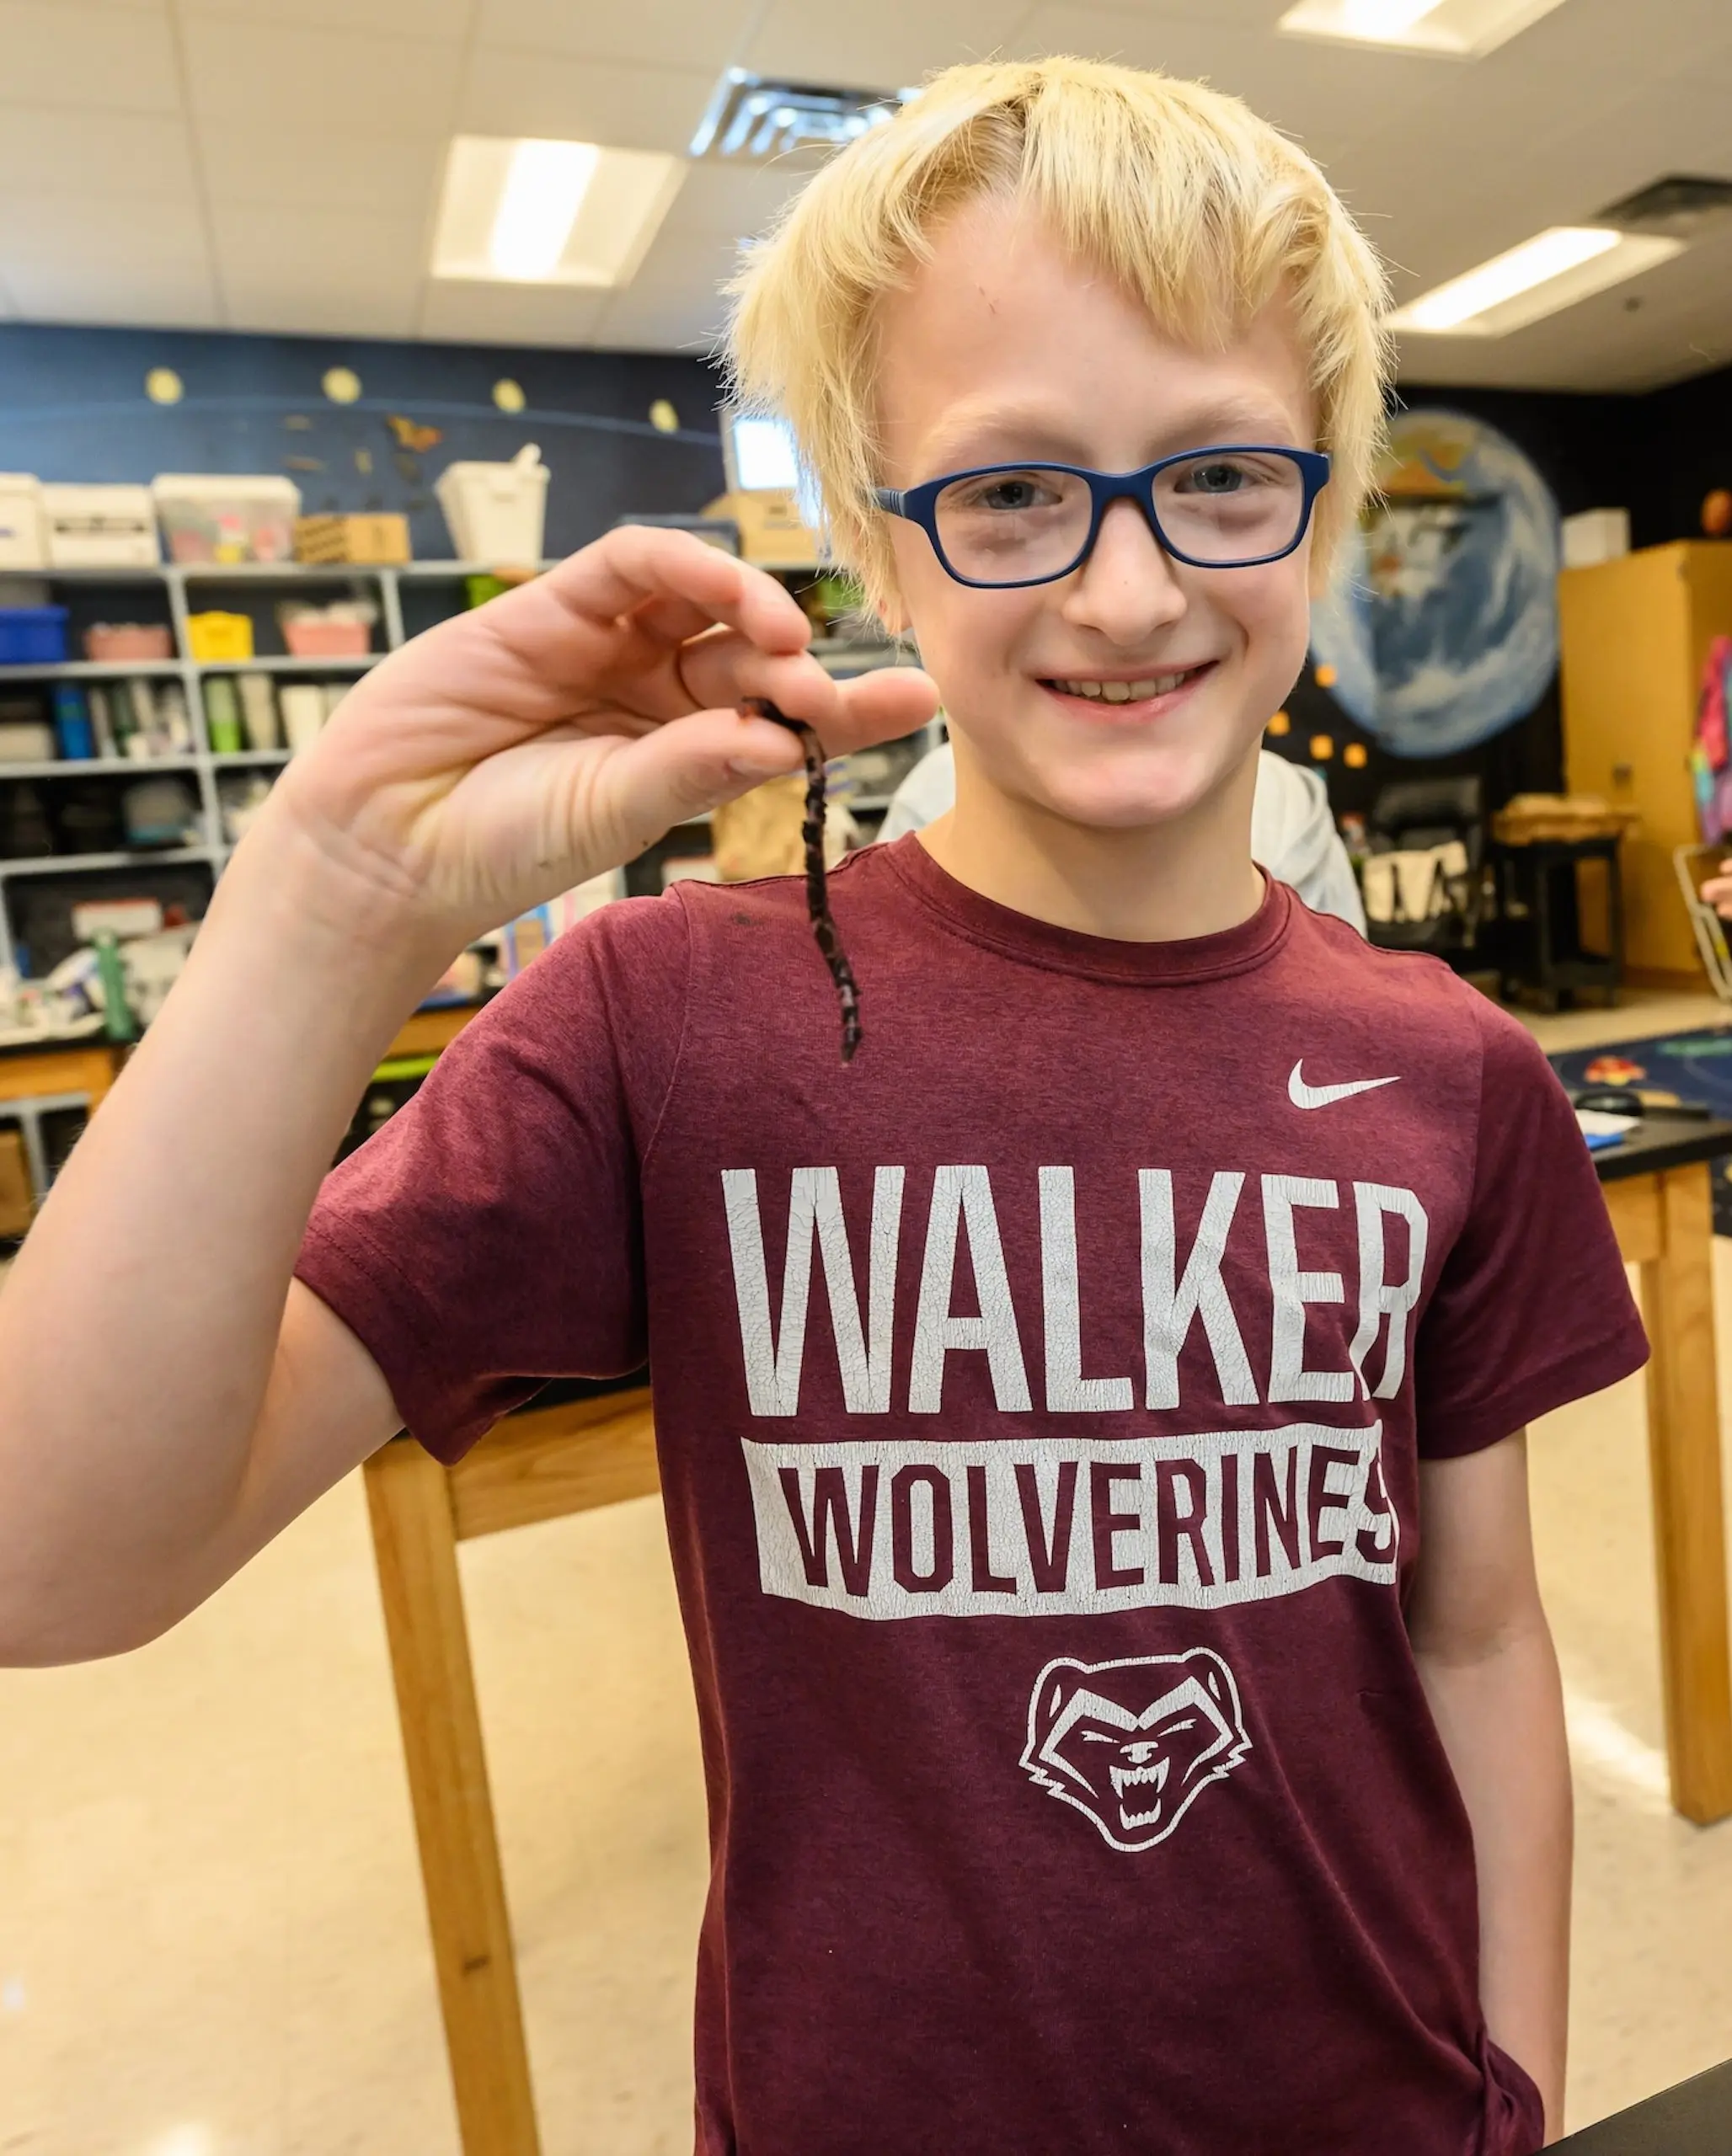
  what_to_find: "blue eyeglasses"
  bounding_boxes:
[874,446,1330,589]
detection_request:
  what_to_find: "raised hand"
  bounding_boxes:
[260,525,938,945]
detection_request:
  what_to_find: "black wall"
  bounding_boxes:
[0,323,728,561]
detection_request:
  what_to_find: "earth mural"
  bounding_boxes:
[1308,408,1561,759]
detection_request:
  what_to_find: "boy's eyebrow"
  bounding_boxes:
[914,394,1309,475]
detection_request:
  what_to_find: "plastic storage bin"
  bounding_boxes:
[186,611,254,663]
[0,606,68,663]
[152,475,301,566]
[436,444,548,564]
[41,484,158,568]
[0,476,45,570]
[282,616,369,657]
[83,622,174,662]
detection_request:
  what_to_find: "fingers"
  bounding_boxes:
[595,707,809,841]
[540,526,813,655]
[680,627,938,751]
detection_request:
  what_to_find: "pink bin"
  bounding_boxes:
[83,622,174,661]
[283,618,370,658]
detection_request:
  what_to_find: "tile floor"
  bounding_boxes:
[4,990,1732,2153]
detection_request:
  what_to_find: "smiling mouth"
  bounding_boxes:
[1040,663,1216,705]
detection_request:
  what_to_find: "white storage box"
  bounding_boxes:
[42,483,158,568]
[1562,507,1631,569]
[436,443,548,564]
[152,474,301,566]
[0,476,45,570]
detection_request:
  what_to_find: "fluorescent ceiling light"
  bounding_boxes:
[432,136,685,287]
[1279,0,1569,57]
[490,140,598,280]
[1388,227,1685,335]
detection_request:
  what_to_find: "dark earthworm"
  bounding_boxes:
[740,696,863,1064]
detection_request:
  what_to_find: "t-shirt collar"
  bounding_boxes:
[879,831,1293,985]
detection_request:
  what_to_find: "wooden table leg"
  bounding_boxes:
[364,1438,542,2153]
[1639,1162,1732,1823]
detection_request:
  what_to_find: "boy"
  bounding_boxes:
[0,56,1645,2156]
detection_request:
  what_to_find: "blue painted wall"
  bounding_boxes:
[0,323,727,560]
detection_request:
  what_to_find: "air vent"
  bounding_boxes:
[1596,175,1732,240]
[690,70,911,163]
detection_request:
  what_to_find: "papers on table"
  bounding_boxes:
[1577,1107,1638,1150]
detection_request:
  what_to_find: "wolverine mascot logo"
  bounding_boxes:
[1020,1648,1252,1851]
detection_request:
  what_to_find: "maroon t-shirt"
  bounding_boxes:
[298,837,1646,2156]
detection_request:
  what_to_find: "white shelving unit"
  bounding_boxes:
[0,558,537,974]
[0,557,931,971]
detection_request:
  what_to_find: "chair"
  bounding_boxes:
[1361,776,1486,958]
[362,1380,660,2156]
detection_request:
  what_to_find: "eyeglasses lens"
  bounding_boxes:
[933,453,1307,583]
[934,468,1092,584]
[1154,451,1306,565]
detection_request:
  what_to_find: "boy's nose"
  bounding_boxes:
[1060,496,1189,644]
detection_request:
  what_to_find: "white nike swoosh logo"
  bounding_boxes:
[1287,1060,1401,1110]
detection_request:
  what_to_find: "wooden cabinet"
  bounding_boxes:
[1559,541,1732,982]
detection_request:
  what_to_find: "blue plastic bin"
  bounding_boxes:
[0,606,68,664]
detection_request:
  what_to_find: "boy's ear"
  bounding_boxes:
[874,577,911,638]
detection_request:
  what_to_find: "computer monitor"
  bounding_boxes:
[721,411,804,495]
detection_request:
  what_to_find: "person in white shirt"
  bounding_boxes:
[879,739,1367,931]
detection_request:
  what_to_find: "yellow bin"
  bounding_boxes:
[186,610,254,662]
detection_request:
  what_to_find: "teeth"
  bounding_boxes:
[1055,672,1190,702]
[1110,1758,1170,1798]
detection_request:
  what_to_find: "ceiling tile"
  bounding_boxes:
[0,189,217,323]
[591,280,725,354]
[194,125,444,216]
[743,0,1038,92]
[0,2,180,110]
[0,108,198,200]
[416,280,612,346]
[1007,5,1441,167]
[1068,0,1285,19]
[209,200,425,290]
[474,0,757,73]
[456,49,714,153]
[223,289,420,338]
[209,202,424,338]
[658,163,804,242]
[176,0,472,34]
[179,15,464,135]
[626,221,745,307]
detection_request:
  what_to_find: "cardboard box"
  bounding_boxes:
[1562,507,1631,569]
[294,513,412,566]
[43,483,158,568]
[703,489,822,568]
[0,1128,33,1238]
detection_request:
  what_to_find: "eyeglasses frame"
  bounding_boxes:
[873,444,1332,589]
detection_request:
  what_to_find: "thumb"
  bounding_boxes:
[597,704,809,851]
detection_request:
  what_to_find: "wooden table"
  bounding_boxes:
[1594,1112,1732,1824]
[1553,2054,1732,2151]
[0,1036,122,1200]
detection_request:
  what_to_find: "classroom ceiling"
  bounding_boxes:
[2,0,1732,392]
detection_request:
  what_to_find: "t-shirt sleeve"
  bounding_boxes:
[293,893,690,1465]
[1414,997,1649,1458]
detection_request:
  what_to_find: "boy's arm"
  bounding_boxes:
[1408,1430,1570,2147]
[0,529,936,1668]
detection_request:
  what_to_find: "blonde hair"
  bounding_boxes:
[726,56,1391,609]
